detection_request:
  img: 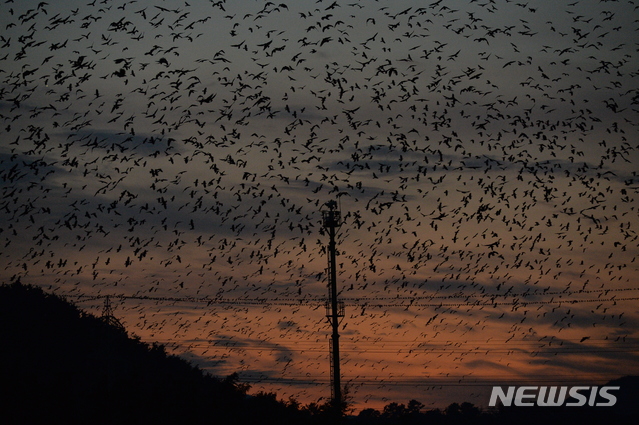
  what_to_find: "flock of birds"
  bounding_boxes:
[1,0,638,410]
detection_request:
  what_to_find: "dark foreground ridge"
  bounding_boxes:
[1,282,637,425]
[0,282,319,425]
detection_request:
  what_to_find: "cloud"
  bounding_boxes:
[1,0,638,413]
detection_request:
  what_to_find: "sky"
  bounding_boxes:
[1,0,638,414]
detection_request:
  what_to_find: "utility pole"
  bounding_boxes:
[322,200,344,414]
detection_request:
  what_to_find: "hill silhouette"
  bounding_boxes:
[1,281,637,425]
[0,282,322,425]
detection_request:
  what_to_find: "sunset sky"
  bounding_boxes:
[1,0,638,413]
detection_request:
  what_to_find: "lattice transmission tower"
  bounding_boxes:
[101,295,125,331]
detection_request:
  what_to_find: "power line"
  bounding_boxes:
[201,374,630,387]
[159,345,639,355]
[61,288,639,309]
